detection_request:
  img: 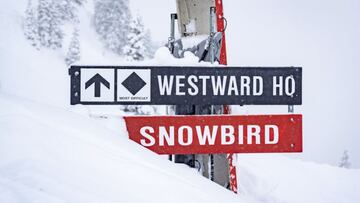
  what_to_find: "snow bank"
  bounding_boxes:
[151,47,216,67]
[236,154,360,202]
[0,93,246,203]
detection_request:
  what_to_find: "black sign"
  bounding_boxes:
[69,66,302,105]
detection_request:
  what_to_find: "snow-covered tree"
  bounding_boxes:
[24,0,40,49]
[57,0,85,23]
[123,15,153,61]
[121,15,156,114]
[94,0,131,55]
[65,28,80,66]
[37,0,50,48]
[36,0,85,49]
[143,31,156,58]
[339,150,351,169]
[37,0,64,49]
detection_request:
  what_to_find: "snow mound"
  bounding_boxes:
[236,154,360,202]
[152,46,215,66]
[0,94,245,203]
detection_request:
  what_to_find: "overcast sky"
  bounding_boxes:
[130,0,360,168]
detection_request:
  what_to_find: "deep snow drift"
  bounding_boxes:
[236,154,360,202]
[0,93,246,203]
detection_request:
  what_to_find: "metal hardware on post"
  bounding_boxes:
[209,6,217,182]
[288,105,294,113]
[214,0,237,193]
[288,72,295,113]
[209,7,216,64]
[168,13,177,162]
[168,13,177,53]
[210,154,215,181]
[166,14,177,119]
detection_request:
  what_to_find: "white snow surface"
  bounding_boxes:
[236,154,360,203]
[1,0,360,202]
[0,93,246,203]
[181,35,208,49]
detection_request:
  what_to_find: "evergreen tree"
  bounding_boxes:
[122,15,155,114]
[339,150,351,169]
[65,28,80,66]
[58,0,85,23]
[94,0,131,55]
[37,0,63,49]
[24,0,40,49]
[37,0,52,48]
[124,15,153,61]
[49,4,64,49]
[24,0,85,50]
[143,30,156,58]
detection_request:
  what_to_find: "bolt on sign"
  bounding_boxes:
[69,66,302,105]
[123,114,302,154]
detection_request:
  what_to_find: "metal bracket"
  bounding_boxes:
[168,13,178,53]
[288,105,294,113]
[209,7,216,64]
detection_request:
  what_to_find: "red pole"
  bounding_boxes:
[215,0,228,66]
[215,0,238,194]
[227,153,238,193]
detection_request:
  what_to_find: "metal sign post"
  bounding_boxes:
[209,6,216,183]
[214,0,237,192]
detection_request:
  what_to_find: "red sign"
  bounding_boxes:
[124,114,302,154]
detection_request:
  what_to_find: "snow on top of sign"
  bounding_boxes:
[181,35,208,49]
[152,47,219,67]
[185,19,197,35]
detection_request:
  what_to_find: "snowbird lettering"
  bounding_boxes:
[124,114,302,154]
[139,124,279,147]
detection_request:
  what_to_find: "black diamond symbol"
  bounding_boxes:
[121,72,146,95]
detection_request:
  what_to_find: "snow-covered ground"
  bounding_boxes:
[1,0,360,202]
[236,154,360,202]
[0,93,248,203]
[1,92,359,203]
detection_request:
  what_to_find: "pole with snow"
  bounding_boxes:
[215,0,238,194]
